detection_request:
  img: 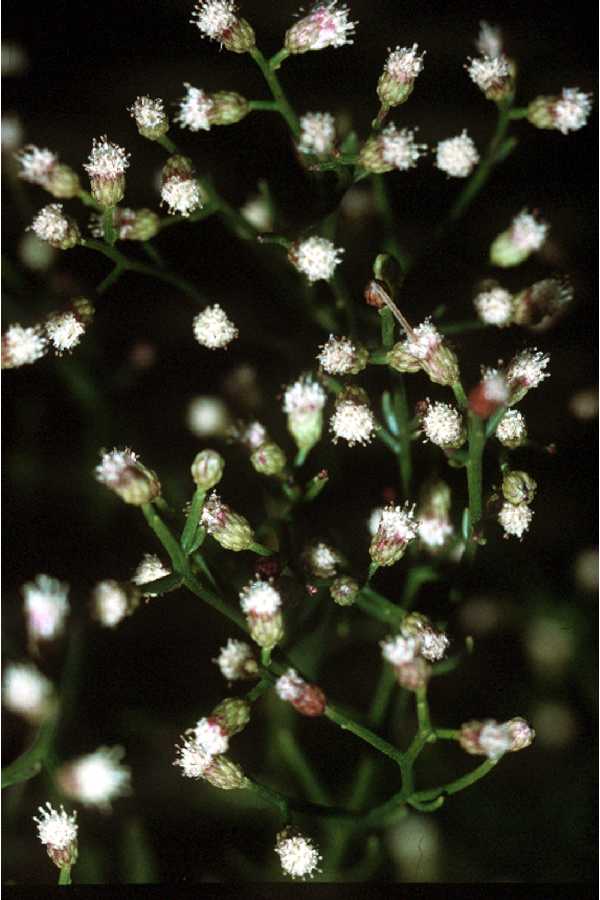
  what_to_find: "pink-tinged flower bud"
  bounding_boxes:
[15,144,81,198]
[460,718,535,758]
[211,698,251,736]
[317,334,368,376]
[505,348,550,405]
[275,668,327,717]
[29,203,80,249]
[498,500,533,539]
[1,324,47,369]
[174,733,248,789]
[512,278,573,328]
[330,386,376,447]
[201,491,254,551]
[275,827,322,880]
[369,502,418,566]
[91,579,141,628]
[468,367,509,418]
[329,575,359,606]
[250,441,287,476]
[380,634,419,667]
[239,578,283,649]
[191,449,225,489]
[527,88,593,135]
[466,54,514,102]
[289,236,344,283]
[231,419,269,451]
[435,130,480,178]
[421,400,466,450]
[95,447,161,506]
[495,409,527,448]
[213,638,259,681]
[359,124,427,174]
[190,1,255,53]
[83,136,130,208]
[128,96,169,140]
[210,91,250,125]
[298,111,336,157]
[502,470,537,506]
[377,44,425,109]
[283,374,327,453]
[474,284,513,327]
[490,209,548,268]
[506,717,535,751]
[389,318,459,386]
[254,555,282,581]
[393,657,431,691]
[284,2,356,55]
[160,155,204,218]
[33,803,78,870]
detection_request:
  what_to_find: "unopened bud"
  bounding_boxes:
[210,91,250,125]
[250,441,287,476]
[191,449,225,490]
[203,754,248,790]
[502,470,537,505]
[276,668,326,716]
[201,492,254,551]
[283,375,327,453]
[211,698,251,736]
[329,575,359,606]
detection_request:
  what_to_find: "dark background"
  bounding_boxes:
[2,0,597,885]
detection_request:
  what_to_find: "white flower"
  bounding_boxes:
[129,96,166,130]
[317,334,362,375]
[285,2,356,53]
[22,574,69,643]
[45,312,85,355]
[161,176,202,217]
[380,634,419,666]
[275,668,305,702]
[298,111,336,156]
[383,44,425,83]
[510,210,548,252]
[190,0,238,43]
[2,662,54,723]
[30,203,70,244]
[404,319,442,360]
[1,324,47,368]
[476,21,503,58]
[435,130,479,178]
[506,348,550,389]
[131,554,170,595]
[95,447,138,487]
[186,396,231,437]
[290,236,343,283]
[174,733,212,778]
[553,88,593,134]
[419,629,450,662]
[376,503,418,545]
[214,638,256,680]
[57,747,131,811]
[283,375,327,414]
[330,397,376,446]
[33,803,78,850]
[175,83,213,132]
[474,286,513,326]
[15,144,57,187]
[418,516,453,549]
[367,506,384,536]
[194,717,229,756]
[479,367,510,404]
[304,542,339,578]
[83,136,130,179]
[422,401,465,449]
[478,721,513,759]
[496,409,527,446]
[380,124,427,171]
[275,828,322,879]
[240,194,272,232]
[239,579,281,616]
[498,501,533,539]
[467,54,510,93]
[91,580,134,628]
[193,304,238,349]
[2,112,24,152]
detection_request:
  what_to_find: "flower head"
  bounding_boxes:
[490,209,548,267]
[201,491,254,551]
[239,579,282,617]
[95,447,161,505]
[193,304,238,350]
[1,324,47,368]
[194,717,229,756]
[174,733,213,778]
[214,638,258,681]
[129,96,168,140]
[91,579,140,628]
[45,312,86,355]
[22,574,69,645]
[190,0,255,52]
[552,88,593,134]
[389,317,460,386]
[418,516,454,550]
[34,803,78,866]
[131,553,171,595]
[15,145,57,187]
[370,502,418,566]
[29,203,80,249]
[380,634,419,666]
[2,662,54,723]
[317,334,368,375]
[435,131,479,178]
[283,375,327,414]
[495,409,527,448]
[474,285,513,327]
[467,54,511,100]
[275,828,322,879]
[380,124,427,171]
[421,401,466,450]
[303,541,339,579]
[285,2,356,54]
[160,175,202,217]
[83,136,130,207]
[187,396,231,437]
[275,668,305,702]
[330,392,376,446]
[56,746,131,811]
[298,111,336,156]
[506,347,550,403]
[498,501,533,539]
[377,44,425,108]
[289,236,344,283]
[175,84,214,132]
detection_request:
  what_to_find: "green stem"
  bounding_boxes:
[141,503,188,572]
[156,134,178,155]
[435,728,459,740]
[269,48,290,70]
[103,206,117,246]
[248,99,280,112]
[181,488,205,555]
[410,758,498,802]
[509,107,529,119]
[466,412,486,555]
[452,381,468,410]
[324,705,405,768]
[77,189,100,209]
[415,686,432,735]
[249,542,274,557]
[97,264,124,294]
[58,866,72,886]
[373,175,411,271]
[356,585,405,626]
[249,48,300,138]
[379,308,395,350]
[441,320,487,336]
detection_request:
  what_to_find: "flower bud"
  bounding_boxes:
[394,657,431,692]
[527,88,592,135]
[284,2,356,55]
[329,575,359,606]
[211,698,251,736]
[95,447,161,506]
[369,502,418,566]
[203,753,248,789]
[506,717,535,751]
[250,441,287,476]
[474,284,513,327]
[15,145,81,198]
[298,111,337,157]
[401,613,450,662]
[191,2,255,53]
[276,669,327,717]
[283,375,327,453]
[83,136,130,208]
[512,278,573,328]
[210,91,250,125]
[387,342,422,373]
[191,449,225,489]
[29,203,80,249]
[501,470,537,506]
[420,480,452,520]
[247,611,284,650]
[91,579,141,628]
[498,501,533,539]
[128,96,169,140]
[201,491,254,551]
[459,717,534,758]
[388,319,459,386]
[490,209,548,268]
[377,44,425,109]
[240,579,284,651]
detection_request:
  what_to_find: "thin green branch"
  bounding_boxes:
[249,48,300,138]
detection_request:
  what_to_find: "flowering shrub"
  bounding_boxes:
[2,2,595,885]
